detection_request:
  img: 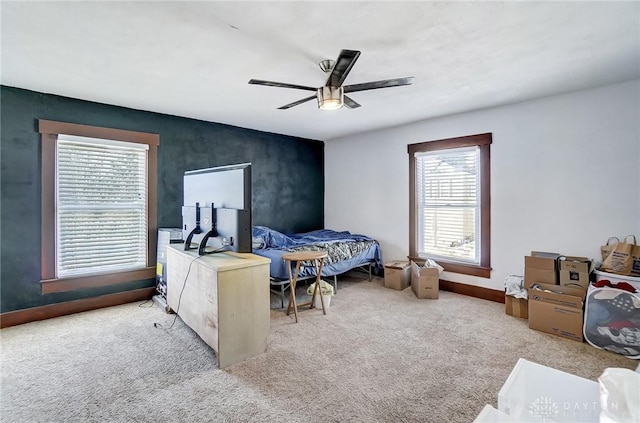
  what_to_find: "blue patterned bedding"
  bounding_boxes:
[252,226,383,280]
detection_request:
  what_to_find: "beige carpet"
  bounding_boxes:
[1,272,636,422]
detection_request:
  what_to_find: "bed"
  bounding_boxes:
[252,226,383,307]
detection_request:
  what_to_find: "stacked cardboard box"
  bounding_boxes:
[527,282,586,342]
[524,251,590,342]
[524,251,561,287]
[559,256,592,290]
[384,261,410,291]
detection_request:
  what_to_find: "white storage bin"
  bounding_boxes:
[473,404,513,422]
[498,358,600,422]
[593,269,640,289]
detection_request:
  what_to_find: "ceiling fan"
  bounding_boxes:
[248,49,414,111]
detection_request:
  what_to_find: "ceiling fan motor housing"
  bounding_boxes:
[319,59,335,73]
[317,86,344,110]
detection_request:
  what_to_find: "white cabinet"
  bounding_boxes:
[166,244,271,369]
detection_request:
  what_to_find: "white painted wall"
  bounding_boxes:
[325,80,640,291]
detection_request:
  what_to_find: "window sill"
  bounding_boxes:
[40,267,156,294]
[407,256,491,278]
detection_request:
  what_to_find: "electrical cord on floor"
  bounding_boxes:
[138,298,154,308]
[153,245,230,330]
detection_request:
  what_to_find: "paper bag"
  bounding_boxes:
[601,235,636,275]
[632,240,640,277]
[601,236,620,261]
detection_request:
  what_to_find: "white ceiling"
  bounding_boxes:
[2,1,639,141]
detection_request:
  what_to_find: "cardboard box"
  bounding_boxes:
[410,261,441,299]
[559,270,590,289]
[384,261,410,291]
[559,256,592,289]
[524,267,557,285]
[524,251,561,286]
[505,296,528,319]
[526,253,559,271]
[527,282,586,342]
[559,256,591,273]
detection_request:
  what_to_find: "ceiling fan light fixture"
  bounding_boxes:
[249,49,413,110]
[317,86,343,110]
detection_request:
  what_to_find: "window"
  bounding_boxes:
[56,136,148,277]
[39,120,159,294]
[408,133,491,278]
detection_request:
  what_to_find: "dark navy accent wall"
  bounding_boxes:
[0,86,324,313]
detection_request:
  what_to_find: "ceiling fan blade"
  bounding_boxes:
[343,95,361,109]
[277,95,317,110]
[344,77,414,93]
[326,50,361,87]
[249,79,317,92]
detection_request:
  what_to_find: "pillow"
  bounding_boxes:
[252,226,299,248]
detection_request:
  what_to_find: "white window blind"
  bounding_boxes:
[416,146,480,264]
[56,135,148,277]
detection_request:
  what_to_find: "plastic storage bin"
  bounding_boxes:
[473,404,513,422]
[593,269,640,288]
[498,358,600,422]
